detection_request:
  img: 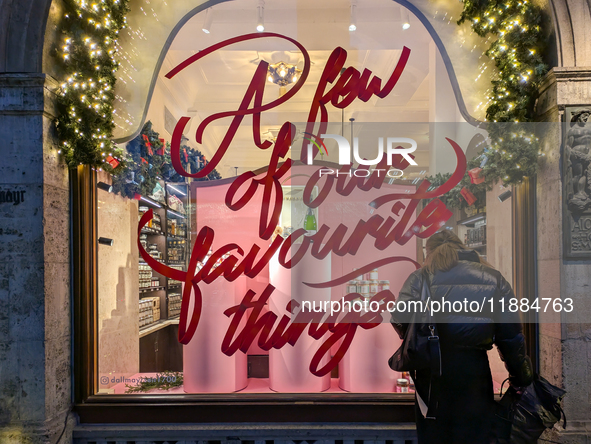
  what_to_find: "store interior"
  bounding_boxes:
[96,0,513,395]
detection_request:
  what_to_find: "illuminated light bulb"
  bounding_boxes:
[256,0,264,32]
[292,75,298,82]
[202,8,213,33]
[279,69,286,77]
[267,75,273,82]
[350,2,357,31]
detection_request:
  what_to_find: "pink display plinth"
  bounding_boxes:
[268,248,331,392]
[183,278,248,393]
[338,323,402,392]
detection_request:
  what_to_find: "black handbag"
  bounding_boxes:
[388,271,441,418]
[494,374,566,444]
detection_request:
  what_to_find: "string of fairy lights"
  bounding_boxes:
[55,0,130,170]
[458,0,548,186]
[54,0,548,188]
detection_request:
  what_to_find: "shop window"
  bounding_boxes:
[90,0,522,404]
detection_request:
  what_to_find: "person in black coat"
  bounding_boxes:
[391,230,533,444]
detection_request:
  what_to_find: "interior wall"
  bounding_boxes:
[97,171,140,390]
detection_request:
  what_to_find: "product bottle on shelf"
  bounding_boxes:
[304,207,317,235]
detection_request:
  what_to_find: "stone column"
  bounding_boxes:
[536,67,591,442]
[0,74,74,443]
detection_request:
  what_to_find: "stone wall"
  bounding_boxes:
[536,67,591,443]
[0,74,74,443]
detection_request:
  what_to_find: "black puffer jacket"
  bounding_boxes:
[391,250,533,387]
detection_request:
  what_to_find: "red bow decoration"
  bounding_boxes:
[183,148,188,163]
[142,134,153,155]
[134,193,141,200]
[105,155,119,169]
[157,139,166,155]
[460,187,477,206]
[141,157,148,164]
[468,167,485,185]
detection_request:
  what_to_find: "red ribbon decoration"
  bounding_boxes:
[460,187,477,206]
[140,157,148,164]
[468,167,485,184]
[183,148,188,163]
[157,139,165,155]
[142,134,153,155]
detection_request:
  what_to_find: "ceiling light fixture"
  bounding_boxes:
[267,62,302,87]
[402,9,411,29]
[349,2,357,31]
[256,0,265,32]
[202,8,213,34]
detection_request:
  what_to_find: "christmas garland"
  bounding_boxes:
[426,0,548,209]
[456,0,548,186]
[54,0,130,170]
[111,121,221,199]
[53,1,221,195]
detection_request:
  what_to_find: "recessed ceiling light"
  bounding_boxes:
[257,0,265,32]
[349,3,357,32]
[202,8,213,34]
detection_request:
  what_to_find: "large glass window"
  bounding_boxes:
[95,0,517,397]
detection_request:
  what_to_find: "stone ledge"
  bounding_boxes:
[0,74,58,116]
[537,67,591,116]
[73,423,418,441]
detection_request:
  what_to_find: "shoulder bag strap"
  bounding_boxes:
[423,272,442,420]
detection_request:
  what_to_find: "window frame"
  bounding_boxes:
[72,169,538,424]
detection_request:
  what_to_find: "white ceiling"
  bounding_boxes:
[146,0,442,178]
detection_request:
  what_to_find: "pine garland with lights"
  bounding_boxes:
[111,122,221,199]
[458,0,548,185]
[54,0,130,169]
[426,156,487,210]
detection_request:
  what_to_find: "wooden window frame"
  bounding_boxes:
[71,167,538,423]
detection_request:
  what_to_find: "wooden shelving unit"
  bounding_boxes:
[137,181,189,372]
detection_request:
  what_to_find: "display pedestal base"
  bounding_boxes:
[268,248,331,392]
[183,278,248,393]
[339,323,402,392]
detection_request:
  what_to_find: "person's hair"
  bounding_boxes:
[423,230,491,273]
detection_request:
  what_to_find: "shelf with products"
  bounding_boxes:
[454,208,487,258]
[136,181,189,371]
[139,286,166,294]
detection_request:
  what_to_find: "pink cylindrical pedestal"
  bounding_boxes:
[268,249,331,392]
[338,323,402,392]
[183,278,248,393]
